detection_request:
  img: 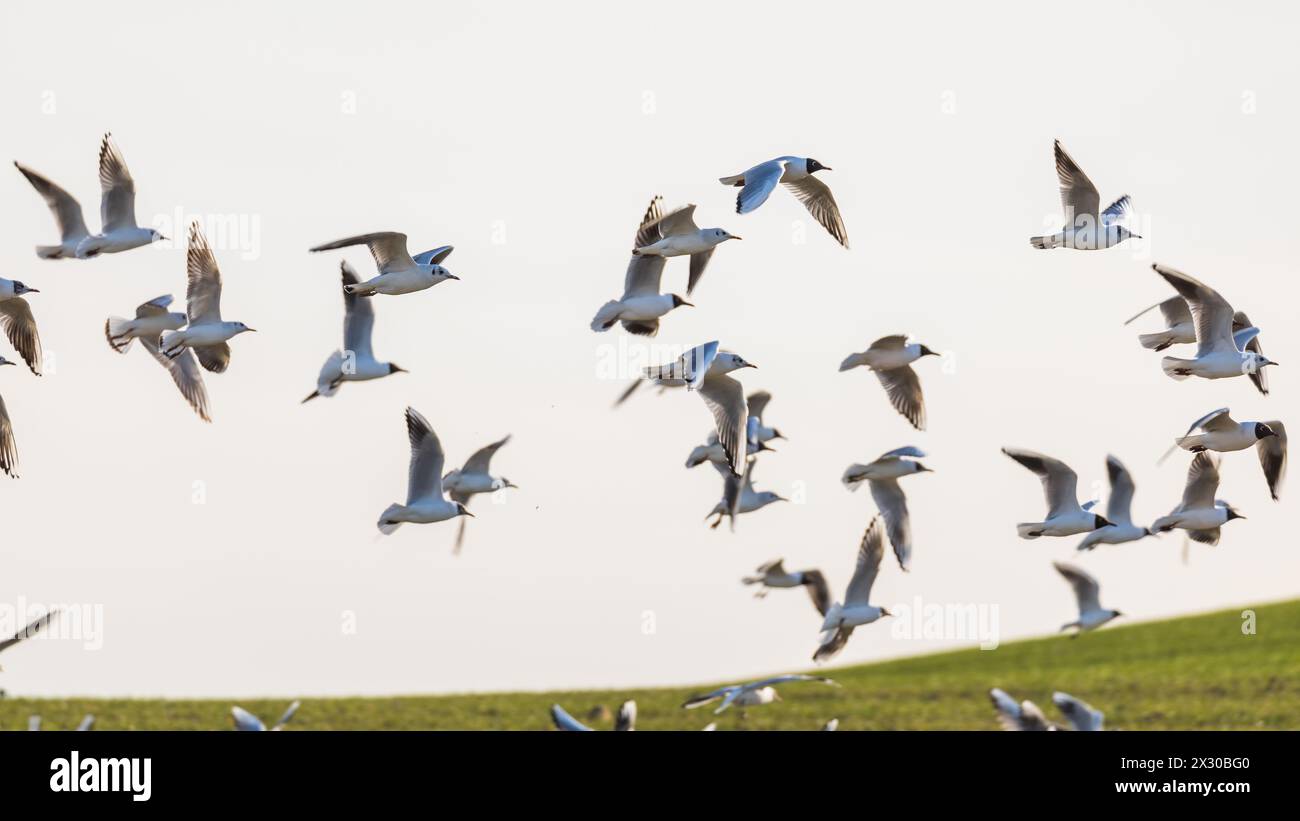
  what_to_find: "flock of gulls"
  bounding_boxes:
[0,134,1287,730]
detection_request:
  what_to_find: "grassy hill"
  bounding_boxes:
[4,599,1296,730]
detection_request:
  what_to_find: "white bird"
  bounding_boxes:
[159,223,256,371]
[814,516,892,662]
[302,261,407,403]
[106,295,210,422]
[1076,455,1153,551]
[839,335,938,430]
[74,134,167,258]
[1124,294,1194,351]
[1052,692,1105,731]
[1159,408,1279,465]
[629,198,739,295]
[309,232,457,296]
[685,416,772,468]
[591,197,695,336]
[645,341,756,476]
[821,718,839,731]
[1030,140,1139,250]
[443,434,516,553]
[1152,263,1277,382]
[742,559,831,617]
[377,408,473,535]
[682,674,838,715]
[0,356,21,478]
[1003,448,1114,538]
[745,390,785,443]
[231,700,300,731]
[720,156,848,248]
[707,459,785,531]
[0,277,43,375]
[989,688,1056,731]
[841,446,932,570]
[1055,562,1122,634]
[1234,311,1270,396]
[13,162,91,259]
[0,609,57,668]
[1150,452,1245,546]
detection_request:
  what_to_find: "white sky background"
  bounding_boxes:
[0,1,1296,698]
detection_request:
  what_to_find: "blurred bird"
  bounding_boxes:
[550,700,635,731]
[707,459,785,531]
[685,417,772,468]
[377,408,473,534]
[839,335,938,430]
[1152,264,1277,382]
[309,232,456,296]
[720,156,848,248]
[1003,448,1113,538]
[0,609,57,669]
[590,197,694,335]
[814,516,892,662]
[231,700,300,731]
[1125,294,1194,351]
[842,446,932,570]
[745,390,785,443]
[303,261,406,402]
[13,162,91,259]
[1076,455,1152,551]
[1052,692,1105,731]
[443,434,516,553]
[1150,452,1245,546]
[0,277,43,375]
[160,223,256,372]
[1030,140,1139,250]
[628,198,740,295]
[989,688,1056,731]
[743,559,831,617]
[821,718,839,731]
[682,674,838,715]
[645,341,757,476]
[106,295,210,422]
[0,357,21,478]
[1054,562,1122,634]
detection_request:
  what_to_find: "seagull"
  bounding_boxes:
[989,688,1056,731]
[443,434,516,553]
[841,446,932,571]
[1030,140,1139,250]
[682,674,838,715]
[720,156,848,248]
[591,197,695,335]
[685,417,772,468]
[1052,692,1105,731]
[644,341,756,476]
[377,408,473,534]
[1234,311,1270,396]
[106,295,210,422]
[1077,455,1153,551]
[303,261,406,402]
[1150,452,1245,546]
[0,609,57,668]
[13,162,91,259]
[1003,448,1114,538]
[0,357,21,478]
[1124,294,1194,351]
[0,277,43,375]
[839,335,938,430]
[1055,561,1122,634]
[745,390,785,443]
[1159,408,1279,464]
[159,223,256,372]
[1152,263,1277,382]
[814,516,892,662]
[707,459,785,531]
[74,134,167,258]
[742,559,831,617]
[309,232,456,296]
[628,197,739,295]
[231,700,300,731]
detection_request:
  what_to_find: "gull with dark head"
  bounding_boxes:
[309,232,456,296]
[13,161,91,259]
[591,197,695,335]
[743,560,830,617]
[106,294,210,422]
[1030,140,1139,250]
[842,446,932,570]
[1159,408,1279,464]
[1152,264,1277,382]
[0,277,42,375]
[839,335,938,430]
[720,156,848,248]
[628,197,739,295]
[1055,562,1122,634]
[303,261,406,403]
[644,341,756,476]
[377,408,473,535]
[1150,452,1245,546]
[1003,448,1113,538]
[682,674,838,715]
[159,223,256,372]
[814,516,892,662]
[1077,455,1152,551]
[74,134,167,258]
[443,434,517,553]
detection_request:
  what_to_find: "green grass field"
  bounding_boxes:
[4,599,1296,730]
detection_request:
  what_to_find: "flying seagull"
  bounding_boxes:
[0,357,21,477]
[160,223,256,372]
[839,335,938,430]
[1002,448,1113,538]
[1076,455,1153,551]
[309,232,457,296]
[590,197,695,335]
[1150,452,1245,546]
[745,390,785,443]
[707,459,785,531]
[1055,562,1122,634]
[443,434,517,553]
[377,408,473,534]
[74,133,167,258]
[0,609,57,668]
[1159,408,1279,465]
[685,417,772,468]
[0,277,42,375]
[842,446,932,570]
[1124,294,1194,351]
[814,516,892,662]
[743,560,831,617]
[1152,263,1276,382]
[106,295,210,422]
[682,674,838,715]
[1030,140,1139,250]
[303,261,407,402]
[720,156,848,248]
[644,341,756,476]
[13,162,91,259]
[231,700,300,731]
[629,197,739,295]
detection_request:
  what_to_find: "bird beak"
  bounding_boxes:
[775,495,789,503]
[246,327,258,333]
[391,365,407,373]
[681,300,695,308]
[0,361,14,367]
[25,288,40,294]
[506,482,519,490]
[446,273,461,281]
[746,363,758,369]
[463,510,476,518]
[731,235,743,241]
[159,234,170,242]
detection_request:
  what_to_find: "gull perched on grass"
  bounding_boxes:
[0,277,42,375]
[591,197,695,335]
[1003,448,1114,538]
[13,162,91,259]
[303,261,406,403]
[842,446,932,570]
[840,335,938,430]
[989,688,1056,731]
[1124,294,1193,351]
[628,197,740,295]
[106,295,210,422]
[309,232,456,296]
[645,341,756,476]
[74,134,167,258]
[720,156,848,248]
[1150,452,1245,546]
[231,700,300,731]
[549,700,635,731]
[814,516,892,662]
[377,408,473,535]
[707,459,785,531]
[682,674,838,715]
[1159,408,1280,465]
[1152,264,1277,382]
[743,559,830,617]
[1055,562,1122,634]
[1030,140,1139,250]
[0,357,21,477]
[443,434,516,553]
[1077,455,1152,551]
[160,223,256,372]
[0,609,57,668]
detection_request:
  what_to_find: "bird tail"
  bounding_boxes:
[621,319,658,336]
[104,317,135,353]
[819,602,843,633]
[1160,356,1194,380]
[159,330,186,358]
[841,465,868,491]
[1139,330,1176,351]
[1016,522,1043,539]
[377,503,405,535]
[36,245,66,259]
[718,174,745,186]
[838,352,866,372]
[685,446,711,468]
[590,301,621,332]
[1029,234,1061,250]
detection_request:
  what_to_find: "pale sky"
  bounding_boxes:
[0,1,1296,698]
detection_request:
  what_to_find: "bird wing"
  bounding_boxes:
[1152,263,1237,356]
[310,231,414,274]
[97,133,139,231]
[404,407,446,504]
[0,298,43,375]
[230,706,266,732]
[657,204,699,236]
[1179,452,1220,512]
[682,686,733,710]
[989,688,1053,731]
[632,196,665,248]
[341,261,376,360]
[13,162,89,242]
[1233,312,1269,395]
[879,446,926,460]
[622,254,667,298]
[0,392,17,478]
[698,372,748,477]
[1184,407,1235,436]
[643,340,718,388]
[734,159,785,214]
[751,674,837,689]
[800,570,832,617]
[1052,692,1103,731]
[867,334,909,352]
[141,337,211,422]
[813,625,854,663]
[549,704,594,731]
[1100,194,1133,227]
[411,245,454,266]
[745,391,772,423]
[614,700,637,732]
[1257,421,1287,501]
[1053,140,1101,222]
[1003,448,1081,518]
[1054,561,1101,615]
[271,700,301,730]
[192,343,231,375]
[687,248,715,295]
[186,223,224,324]
[463,435,511,474]
[0,608,56,653]
[869,479,912,570]
[135,294,174,318]
[1104,454,1135,525]
[874,365,926,431]
[783,174,849,248]
[844,516,886,605]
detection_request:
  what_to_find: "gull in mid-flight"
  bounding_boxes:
[1030,140,1139,250]
[629,203,740,296]
[303,261,406,402]
[1159,408,1279,466]
[840,335,938,430]
[0,609,57,668]
[591,197,695,335]
[682,674,838,715]
[707,459,785,531]
[0,357,21,478]
[549,700,636,732]
[685,417,772,468]
[720,156,848,248]
[1003,448,1113,538]
[842,446,932,571]
[814,516,892,662]
[1150,452,1245,546]
[443,434,517,553]
[745,390,785,444]
[1124,294,1193,351]
[0,277,42,375]
[1152,264,1277,382]
[160,223,256,372]
[106,295,210,422]
[645,341,756,476]
[743,560,830,617]
[989,688,1104,731]
[13,162,91,259]
[1055,562,1122,634]
[1077,455,1153,551]
[309,232,456,296]
[74,134,167,258]
[231,700,300,731]
[377,408,473,535]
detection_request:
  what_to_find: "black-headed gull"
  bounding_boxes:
[591,197,695,336]
[1159,408,1279,464]
[1030,140,1139,250]
[682,674,838,714]
[814,516,892,662]
[106,295,210,422]
[644,341,756,476]
[720,156,848,248]
[0,278,42,375]
[1150,452,1245,546]
[1003,448,1113,538]
[1152,264,1277,382]
[13,162,91,259]
[839,335,938,430]
[377,408,473,534]
[743,559,830,617]
[309,232,456,296]
[159,223,256,372]
[842,446,932,570]
[303,261,406,403]
[1055,562,1122,634]
[1077,455,1152,551]
[629,199,739,295]
[75,134,167,258]
[443,434,517,553]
